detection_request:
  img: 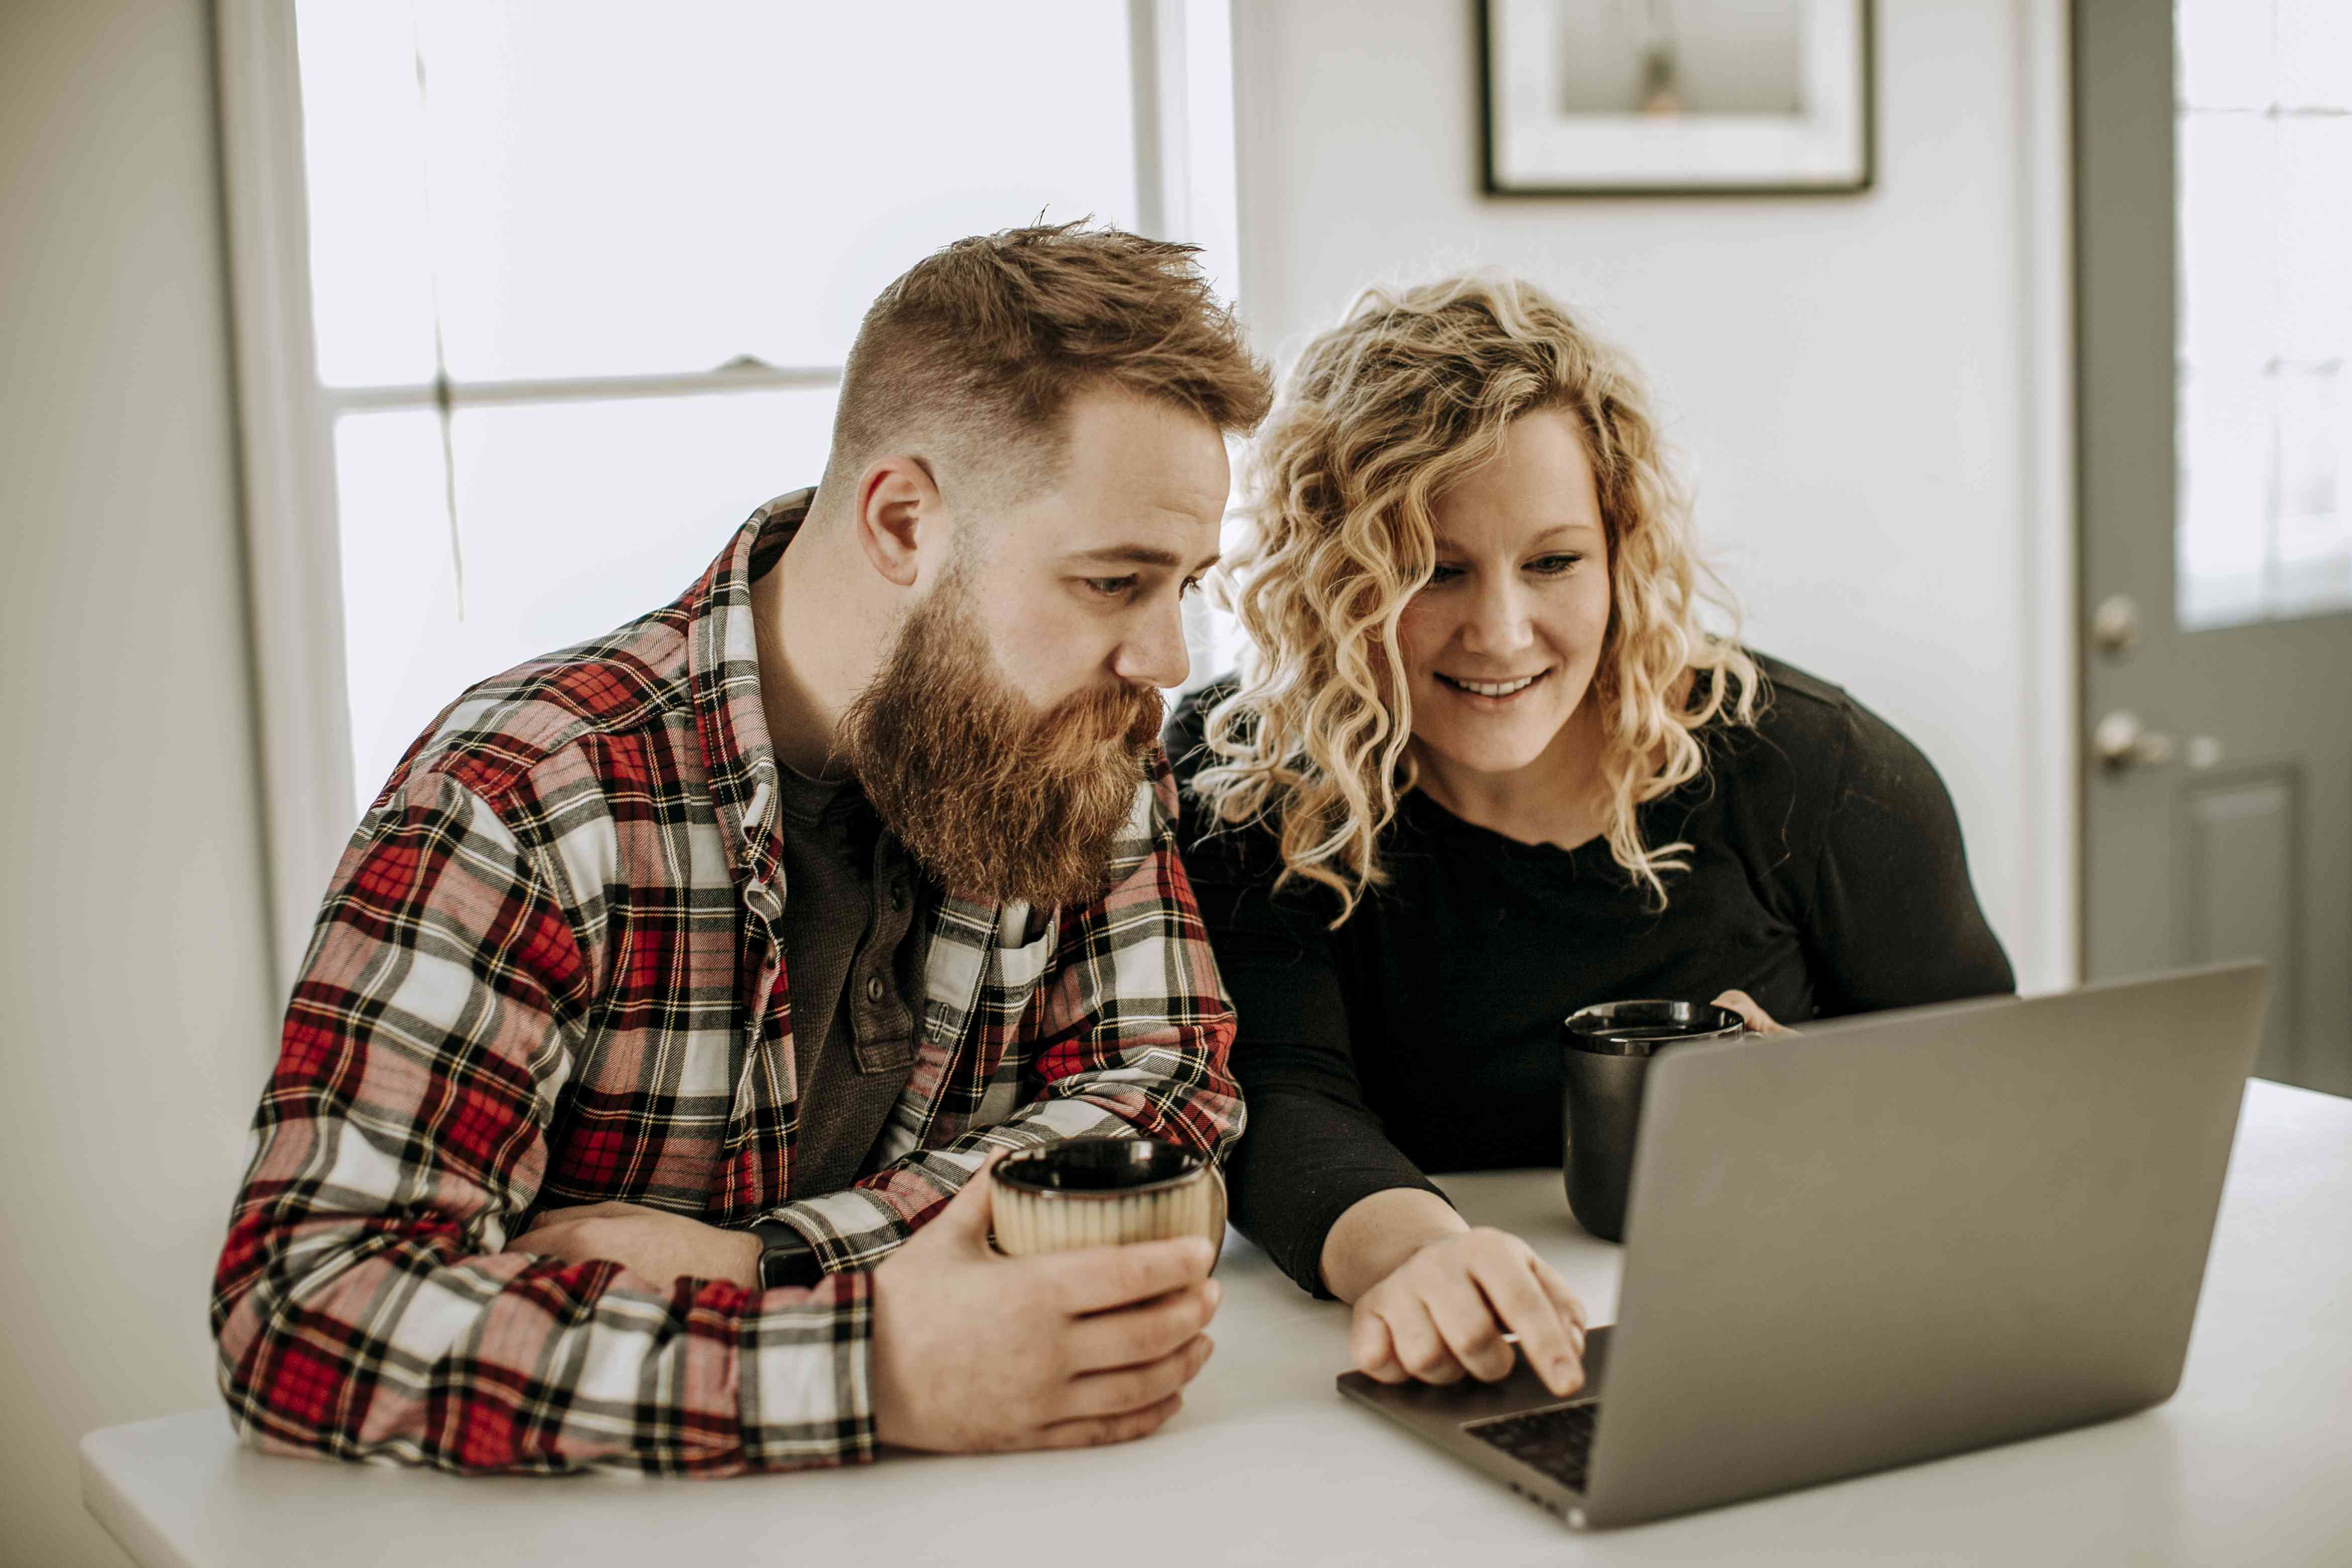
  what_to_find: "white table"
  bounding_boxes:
[84,1080,2352,1567]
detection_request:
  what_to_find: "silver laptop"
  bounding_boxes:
[1339,963,2269,1529]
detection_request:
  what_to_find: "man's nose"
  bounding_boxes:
[1113,595,1193,690]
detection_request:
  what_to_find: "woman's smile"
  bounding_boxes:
[1435,668,1553,704]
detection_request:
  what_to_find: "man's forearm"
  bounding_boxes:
[217,1204,879,1473]
[1319,1188,1471,1303]
[508,1201,763,1289]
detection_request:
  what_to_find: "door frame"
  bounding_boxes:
[2028,0,2080,994]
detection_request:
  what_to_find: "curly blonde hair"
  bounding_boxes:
[1189,275,1759,922]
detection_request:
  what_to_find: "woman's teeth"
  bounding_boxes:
[1441,672,1541,698]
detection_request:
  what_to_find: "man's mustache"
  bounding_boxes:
[1025,680,1166,762]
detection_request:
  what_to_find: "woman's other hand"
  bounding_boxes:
[1712,988,1795,1035]
[1350,1228,1588,1397]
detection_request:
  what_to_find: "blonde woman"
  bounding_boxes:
[1169,277,2012,1401]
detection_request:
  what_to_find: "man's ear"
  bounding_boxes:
[852,455,939,589]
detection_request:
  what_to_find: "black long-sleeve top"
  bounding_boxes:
[1166,655,2016,1297]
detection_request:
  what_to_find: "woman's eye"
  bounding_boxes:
[1426,564,1465,584]
[1529,553,1583,575]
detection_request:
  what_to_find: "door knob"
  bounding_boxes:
[2090,593,2140,657]
[2094,710,2175,770]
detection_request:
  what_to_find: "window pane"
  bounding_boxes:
[300,0,1140,385]
[337,388,837,812]
[2278,0,2352,109]
[2276,366,2338,519]
[2273,365,2349,618]
[2176,0,2272,110]
[334,408,460,813]
[2279,118,2352,361]
[2177,112,2276,372]
[295,2,440,386]
[2177,368,2271,630]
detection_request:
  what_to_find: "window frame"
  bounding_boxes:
[215,0,1239,998]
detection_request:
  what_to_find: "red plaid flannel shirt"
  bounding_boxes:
[211,491,1243,1474]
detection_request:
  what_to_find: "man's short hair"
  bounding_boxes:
[824,220,1273,505]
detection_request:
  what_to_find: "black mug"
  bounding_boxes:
[1560,1000,1747,1241]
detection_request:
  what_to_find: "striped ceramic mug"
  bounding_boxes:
[991,1137,1228,1268]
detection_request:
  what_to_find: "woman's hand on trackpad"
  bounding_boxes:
[1350,1228,1588,1397]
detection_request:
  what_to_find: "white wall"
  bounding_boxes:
[1230,0,2074,990]
[0,4,279,1564]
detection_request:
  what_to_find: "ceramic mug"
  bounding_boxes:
[991,1137,1228,1266]
[1560,1000,1749,1242]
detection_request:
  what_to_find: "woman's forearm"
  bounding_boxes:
[1319,1187,1470,1303]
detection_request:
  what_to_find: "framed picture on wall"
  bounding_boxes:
[1480,0,1875,196]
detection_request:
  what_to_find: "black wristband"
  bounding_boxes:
[750,1218,825,1289]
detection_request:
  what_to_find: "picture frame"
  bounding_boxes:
[1479,0,1875,197]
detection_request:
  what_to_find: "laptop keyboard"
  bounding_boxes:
[1464,1402,1601,1492]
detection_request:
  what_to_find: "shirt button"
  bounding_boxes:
[865,974,886,1004]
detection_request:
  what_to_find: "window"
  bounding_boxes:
[223,0,1240,988]
[2175,0,2352,628]
[293,0,1245,813]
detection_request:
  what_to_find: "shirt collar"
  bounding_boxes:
[684,487,813,889]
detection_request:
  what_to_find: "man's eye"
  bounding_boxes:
[1180,575,1204,599]
[1083,576,1138,598]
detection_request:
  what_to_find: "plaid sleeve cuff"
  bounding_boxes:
[766,1145,997,1272]
[736,1266,880,1469]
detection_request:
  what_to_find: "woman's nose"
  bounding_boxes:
[1458,576,1536,656]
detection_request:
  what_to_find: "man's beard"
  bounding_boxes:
[837,573,1165,912]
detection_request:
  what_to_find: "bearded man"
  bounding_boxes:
[211,222,1271,1474]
